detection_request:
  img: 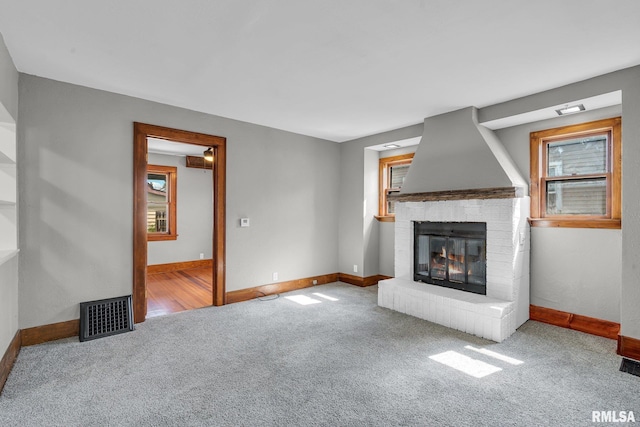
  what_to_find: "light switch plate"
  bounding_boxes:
[240,218,250,227]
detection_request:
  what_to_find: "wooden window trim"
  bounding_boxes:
[376,153,414,222]
[147,164,178,241]
[529,117,621,229]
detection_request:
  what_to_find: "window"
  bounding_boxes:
[529,117,621,229]
[147,165,177,240]
[377,153,414,222]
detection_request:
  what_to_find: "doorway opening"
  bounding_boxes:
[133,123,226,323]
[145,139,212,317]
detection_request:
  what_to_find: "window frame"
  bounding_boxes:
[376,153,414,222]
[147,164,178,241]
[529,117,621,229]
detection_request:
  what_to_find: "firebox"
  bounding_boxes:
[414,221,486,295]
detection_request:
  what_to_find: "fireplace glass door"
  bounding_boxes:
[414,222,486,295]
[430,237,447,280]
[466,239,486,285]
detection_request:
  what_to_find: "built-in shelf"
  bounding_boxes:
[0,120,17,254]
[0,150,15,164]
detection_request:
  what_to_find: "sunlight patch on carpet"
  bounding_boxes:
[429,350,502,378]
[312,292,339,301]
[285,295,322,305]
[464,345,524,365]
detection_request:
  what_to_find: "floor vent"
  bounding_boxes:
[80,295,134,342]
[619,358,640,377]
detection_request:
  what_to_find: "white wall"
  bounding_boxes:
[18,74,340,329]
[147,153,213,265]
[0,33,19,360]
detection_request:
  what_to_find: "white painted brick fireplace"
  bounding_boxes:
[378,196,530,342]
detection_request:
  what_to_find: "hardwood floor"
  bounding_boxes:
[147,267,212,318]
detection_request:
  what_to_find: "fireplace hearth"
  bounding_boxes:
[414,222,486,295]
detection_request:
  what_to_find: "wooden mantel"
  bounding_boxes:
[388,186,526,203]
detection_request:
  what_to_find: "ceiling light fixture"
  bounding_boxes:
[384,144,401,149]
[203,147,214,161]
[555,104,585,116]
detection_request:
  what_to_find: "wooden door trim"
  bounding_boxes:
[133,122,226,323]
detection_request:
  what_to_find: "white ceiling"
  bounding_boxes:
[1,1,639,142]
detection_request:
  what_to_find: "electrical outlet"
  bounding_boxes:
[312,279,318,285]
[199,253,204,259]
[353,264,358,273]
[272,272,278,281]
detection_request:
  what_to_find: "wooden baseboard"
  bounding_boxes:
[364,274,393,287]
[147,259,213,275]
[529,305,620,340]
[21,319,80,346]
[336,272,363,286]
[618,335,640,361]
[0,330,21,395]
[337,273,392,287]
[226,273,339,304]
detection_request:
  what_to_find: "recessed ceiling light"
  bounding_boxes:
[556,104,586,116]
[383,143,401,149]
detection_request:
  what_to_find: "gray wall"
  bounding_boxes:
[376,145,418,278]
[338,139,365,276]
[363,148,379,277]
[0,254,18,359]
[0,33,19,361]
[18,74,340,329]
[147,153,213,265]
[338,124,423,278]
[484,66,640,339]
[341,66,640,340]
[495,105,623,322]
[10,57,640,343]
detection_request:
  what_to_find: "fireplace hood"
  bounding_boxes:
[401,107,527,194]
